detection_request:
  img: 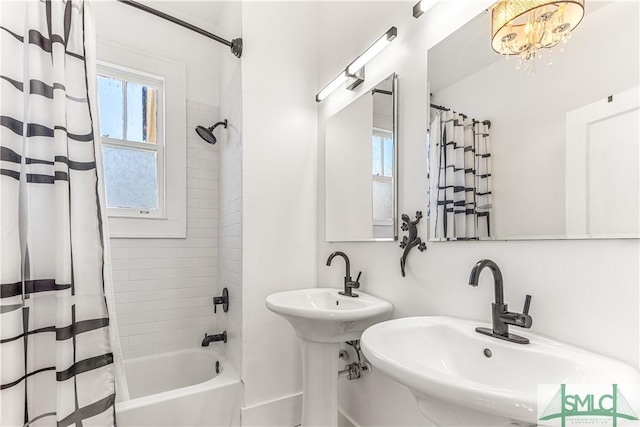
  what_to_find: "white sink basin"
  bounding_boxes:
[266,288,392,426]
[361,316,639,426]
[266,288,393,342]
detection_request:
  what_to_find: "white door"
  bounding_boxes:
[566,87,639,238]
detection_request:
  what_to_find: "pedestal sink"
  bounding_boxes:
[266,288,392,427]
[361,316,639,427]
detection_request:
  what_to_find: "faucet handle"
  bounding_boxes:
[523,294,532,315]
[347,272,362,289]
[516,295,533,328]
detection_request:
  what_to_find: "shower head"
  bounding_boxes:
[196,119,228,145]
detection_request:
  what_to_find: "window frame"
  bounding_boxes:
[372,127,394,225]
[96,41,186,239]
[97,63,166,220]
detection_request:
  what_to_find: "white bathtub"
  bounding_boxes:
[116,348,242,426]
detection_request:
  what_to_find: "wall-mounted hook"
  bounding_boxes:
[400,211,427,277]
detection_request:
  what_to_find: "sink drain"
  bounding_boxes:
[483,348,492,358]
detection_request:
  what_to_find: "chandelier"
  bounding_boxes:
[491,0,585,73]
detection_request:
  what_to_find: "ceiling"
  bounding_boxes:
[428,1,610,93]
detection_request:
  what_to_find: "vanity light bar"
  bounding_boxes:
[413,0,438,18]
[346,27,397,75]
[315,27,397,103]
[316,72,348,103]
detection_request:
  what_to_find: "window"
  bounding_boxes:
[96,41,186,238]
[372,128,394,224]
[97,66,165,219]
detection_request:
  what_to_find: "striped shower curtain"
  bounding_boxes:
[429,110,492,240]
[1,1,124,425]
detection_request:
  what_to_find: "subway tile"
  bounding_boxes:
[176,247,217,258]
[127,291,154,303]
[129,312,155,325]
[187,147,218,162]
[187,188,217,201]
[187,208,218,219]
[188,168,218,180]
[187,217,199,229]
[111,270,129,282]
[152,337,195,355]
[114,293,129,304]
[198,198,218,209]
[110,248,130,259]
[198,179,218,190]
[153,297,205,311]
[154,317,200,332]
[122,344,153,359]
[117,301,154,315]
[188,158,218,171]
[198,218,217,229]
[127,333,154,347]
[152,330,178,343]
[119,323,154,337]
[187,178,200,189]
[187,227,218,239]
[116,313,129,328]
[128,247,178,259]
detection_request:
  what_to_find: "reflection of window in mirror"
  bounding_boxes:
[372,129,393,225]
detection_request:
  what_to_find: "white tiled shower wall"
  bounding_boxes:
[217,66,243,377]
[111,101,220,359]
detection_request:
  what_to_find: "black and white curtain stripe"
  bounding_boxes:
[1,1,117,425]
[429,110,493,240]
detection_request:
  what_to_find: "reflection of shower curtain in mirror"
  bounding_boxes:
[0,1,126,425]
[429,111,492,240]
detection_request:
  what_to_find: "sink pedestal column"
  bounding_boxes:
[300,340,339,427]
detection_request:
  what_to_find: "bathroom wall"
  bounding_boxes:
[315,1,640,425]
[92,1,229,358]
[216,1,244,379]
[240,2,319,424]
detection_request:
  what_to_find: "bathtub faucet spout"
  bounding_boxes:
[202,331,227,346]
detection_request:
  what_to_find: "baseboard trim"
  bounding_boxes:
[338,407,359,427]
[241,392,303,426]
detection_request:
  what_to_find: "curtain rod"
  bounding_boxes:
[430,103,449,111]
[430,103,491,128]
[116,0,242,58]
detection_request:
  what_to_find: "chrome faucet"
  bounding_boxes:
[326,251,361,297]
[468,259,532,344]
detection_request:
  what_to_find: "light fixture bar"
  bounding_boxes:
[347,27,397,75]
[413,0,438,18]
[315,27,397,102]
[315,72,348,102]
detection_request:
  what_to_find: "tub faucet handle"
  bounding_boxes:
[213,288,229,313]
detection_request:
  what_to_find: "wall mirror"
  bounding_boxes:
[427,1,639,241]
[325,73,398,242]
